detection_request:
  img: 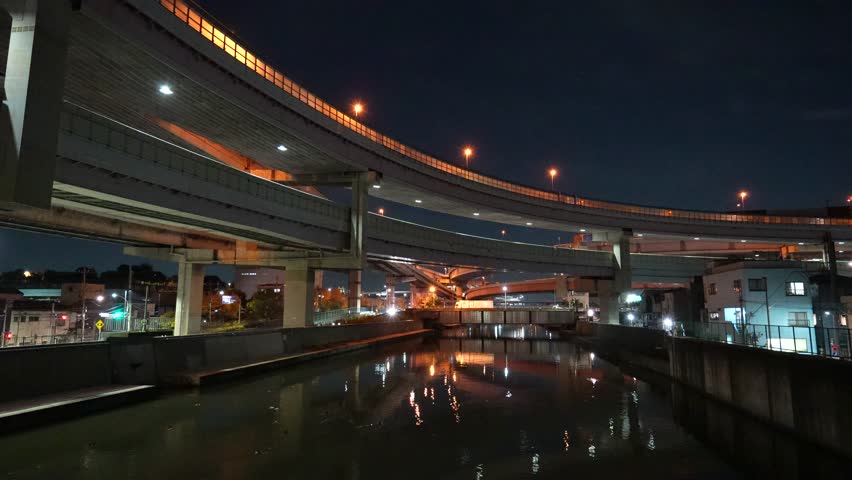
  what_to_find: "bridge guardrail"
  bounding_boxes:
[159,0,852,230]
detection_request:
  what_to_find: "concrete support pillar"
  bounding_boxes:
[822,233,840,327]
[385,275,396,311]
[554,275,568,304]
[174,262,204,336]
[597,280,619,325]
[284,268,315,328]
[347,269,362,311]
[607,231,633,324]
[350,172,368,261]
[0,0,70,209]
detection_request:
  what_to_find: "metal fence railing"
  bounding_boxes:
[313,308,375,326]
[668,321,852,360]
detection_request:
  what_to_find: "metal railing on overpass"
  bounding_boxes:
[159,0,852,230]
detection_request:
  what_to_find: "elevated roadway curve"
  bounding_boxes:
[25,102,705,281]
[59,0,852,243]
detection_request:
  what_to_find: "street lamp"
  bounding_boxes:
[502,285,508,307]
[378,207,385,216]
[96,295,104,303]
[353,102,364,117]
[548,168,557,190]
[738,191,748,210]
[22,270,32,278]
[463,146,473,169]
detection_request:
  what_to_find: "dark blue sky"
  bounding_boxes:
[4,0,852,285]
[199,0,851,209]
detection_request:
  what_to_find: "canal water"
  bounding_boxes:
[0,326,836,479]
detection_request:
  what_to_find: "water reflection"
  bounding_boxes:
[0,333,744,479]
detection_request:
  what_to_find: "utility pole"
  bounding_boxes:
[80,267,87,342]
[126,266,133,332]
[762,276,771,325]
[143,285,149,331]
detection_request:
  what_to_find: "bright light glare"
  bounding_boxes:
[625,293,642,303]
[159,84,174,95]
[627,313,636,322]
[22,270,32,278]
[502,286,508,292]
[663,317,674,330]
[463,147,473,158]
[387,307,398,316]
[111,293,118,298]
[473,212,480,216]
[277,144,287,152]
[96,295,104,302]
[415,199,422,203]
[587,309,595,318]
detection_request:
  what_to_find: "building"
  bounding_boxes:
[6,302,75,346]
[703,261,815,352]
[60,282,105,305]
[236,267,322,298]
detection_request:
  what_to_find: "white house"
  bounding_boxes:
[704,261,815,352]
[7,305,75,346]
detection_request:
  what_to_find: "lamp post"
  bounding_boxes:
[502,285,508,308]
[463,146,473,169]
[548,168,557,191]
[738,191,748,210]
[353,102,364,118]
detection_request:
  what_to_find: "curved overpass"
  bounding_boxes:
[464,278,689,301]
[62,0,852,243]
[39,102,708,281]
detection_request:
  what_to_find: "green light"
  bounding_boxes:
[112,311,125,319]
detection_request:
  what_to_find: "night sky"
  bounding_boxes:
[3,0,852,284]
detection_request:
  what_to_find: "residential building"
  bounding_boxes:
[6,302,75,346]
[704,261,815,352]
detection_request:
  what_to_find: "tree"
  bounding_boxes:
[316,287,346,311]
[247,289,283,322]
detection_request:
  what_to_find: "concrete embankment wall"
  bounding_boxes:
[0,320,424,403]
[576,320,852,457]
[670,336,852,457]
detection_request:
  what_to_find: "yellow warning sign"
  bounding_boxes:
[95,320,105,330]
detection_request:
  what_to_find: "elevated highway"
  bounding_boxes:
[46,0,852,243]
[1,0,848,333]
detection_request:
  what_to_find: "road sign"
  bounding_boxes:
[95,320,105,330]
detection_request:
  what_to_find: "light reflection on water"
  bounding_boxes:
[0,332,743,479]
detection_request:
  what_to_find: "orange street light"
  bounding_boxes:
[738,191,748,209]
[548,168,558,190]
[353,102,364,117]
[847,195,851,204]
[378,207,385,216]
[463,146,473,168]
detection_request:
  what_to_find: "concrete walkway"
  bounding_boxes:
[0,385,155,432]
[164,328,432,387]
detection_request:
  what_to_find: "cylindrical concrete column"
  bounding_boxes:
[174,262,204,336]
[347,270,362,311]
[284,268,315,328]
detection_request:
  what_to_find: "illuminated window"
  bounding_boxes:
[785,281,806,296]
